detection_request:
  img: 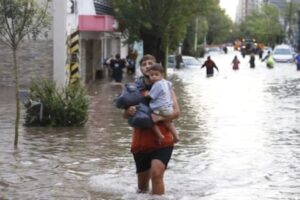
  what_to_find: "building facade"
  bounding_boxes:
[54,0,126,87]
[265,0,300,46]
[0,1,53,87]
[0,0,125,87]
[236,0,263,24]
[265,0,285,11]
[264,0,300,12]
[237,0,300,47]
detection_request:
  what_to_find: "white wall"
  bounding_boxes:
[53,0,67,87]
[120,37,128,59]
[77,0,96,15]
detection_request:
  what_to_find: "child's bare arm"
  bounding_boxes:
[152,89,180,122]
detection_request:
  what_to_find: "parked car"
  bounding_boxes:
[168,55,201,69]
[205,47,223,57]
[167,55,176,69]
[272,44,294,63]
[181,56,202,69]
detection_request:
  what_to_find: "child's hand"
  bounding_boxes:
[142,90,150,97]
[151,113,163,123]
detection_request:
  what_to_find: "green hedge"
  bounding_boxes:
[24,79,89,127]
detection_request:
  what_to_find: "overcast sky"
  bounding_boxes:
[219,0,239,21]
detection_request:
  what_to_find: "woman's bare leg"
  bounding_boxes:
[150,159,166,195]
[137,170,150,193]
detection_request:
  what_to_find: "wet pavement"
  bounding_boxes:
[0,52,300,199]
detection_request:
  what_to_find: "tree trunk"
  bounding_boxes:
[13,48,20,148]
[164,46,169,75]
[141,31,165,65]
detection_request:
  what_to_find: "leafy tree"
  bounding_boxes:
[25,79,89,127]
[111,0,210,64]
[182,0,234,56]
[0,0,50,147]
[182,17,209,56]
[205,6,233,44]
[239,4,284,46]
[225,24,241,44]
[283,1,300,43]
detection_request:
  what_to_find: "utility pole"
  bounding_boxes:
[286,0,292,44]
[194,17,198,53]
[297,10,300,50]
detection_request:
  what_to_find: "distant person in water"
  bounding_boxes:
[106,54,128,82]
[249,53,255,68]
[262,51,274,68]
[201,56,219,77]
[231,55,240,70]
[295,50,300,71]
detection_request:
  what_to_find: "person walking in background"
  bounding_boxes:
[106,54,128,82]
[223,46,228,54]
[262,51,274,68]
[262,51,271,61]
[295,50,300,71]
[123,54,180,195]
[126,55,135,75]
[249,53,255,68]
[175,54,183,69]
[128,48,138,74]
[231,55,240,70]
[145,63,180,144]
[258,46,263,60]
[201,56,219,77]
[241,50,246,58]
[103,56,113,79]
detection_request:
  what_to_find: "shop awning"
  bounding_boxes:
[79,15,117,32]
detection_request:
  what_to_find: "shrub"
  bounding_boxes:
[24,79,89,127]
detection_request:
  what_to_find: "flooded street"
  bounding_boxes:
[1,52,300,199]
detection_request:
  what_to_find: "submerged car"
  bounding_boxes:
[168,55,201,69]
[272,45,294,63]
[181,56,202,69]
[205,47,223,57]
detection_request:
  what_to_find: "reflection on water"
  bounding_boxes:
[1,54,300,199]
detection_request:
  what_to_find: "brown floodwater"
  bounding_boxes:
[1,52,300,199]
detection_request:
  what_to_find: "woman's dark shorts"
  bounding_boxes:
[133,147,173,173]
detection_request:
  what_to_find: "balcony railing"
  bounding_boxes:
[93,0,113,15]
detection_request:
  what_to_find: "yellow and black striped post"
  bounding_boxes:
[66,30,80,84]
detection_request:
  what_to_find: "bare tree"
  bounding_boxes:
[0,0,50,147]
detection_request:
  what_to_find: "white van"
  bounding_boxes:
[272,44,294,63]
